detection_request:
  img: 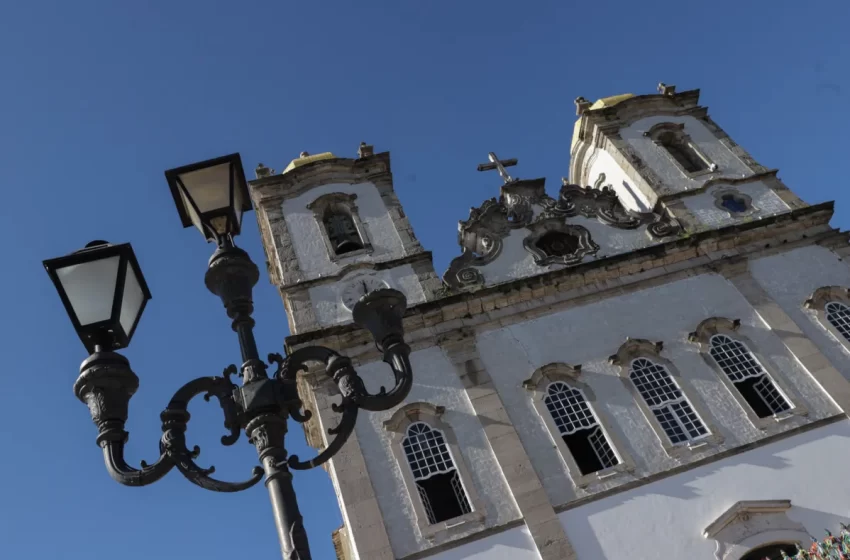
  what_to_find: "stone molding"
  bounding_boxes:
[609,338,725,458]
[805,285,850,355]
[288,202,838,355]
[306,191,374,262]
[382,401,486,541]
[687,317,809,431]
[443,177,681,291]
[702,499,808,560]
[522,363,636,488]
[440,341,578,560]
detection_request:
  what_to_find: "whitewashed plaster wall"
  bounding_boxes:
[476,273,839,508]
[352,346,521,559]
[559,419,850,560]
[682,181,790,231]
[585,148,653,212]
[308,265,426,327]
[426,525,540,560]
[750,245,850,382]
[621,115,753,195]
[475,214,663,287]
[281,182,405,278]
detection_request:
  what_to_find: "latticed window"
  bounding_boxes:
[323,208,363,255]
[402,422,471,525]
[629,358,708,444]
[657,131,708,173]
[709,335,791,418]
[825,301,850,342]
[544,382,618,475]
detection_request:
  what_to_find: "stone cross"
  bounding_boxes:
[477,152,518,183]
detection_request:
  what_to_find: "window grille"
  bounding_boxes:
[544,382,618,474]
[629,358,708,444]
[709,335,791,418]
[826,301,850,342]
[402,422,471,524]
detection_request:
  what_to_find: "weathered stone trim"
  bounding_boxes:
[553,414,845,515]
[441,336,578,560]
[300,372,395,560]
[396,519,526,560]
[287,203,838,355]
[382,401,487,541]
[522,363,636,488]
[306,192,374,261]
[609,339,725,457]
[687,317,809,431]
[722,269,850,414]
[280,251,436,292]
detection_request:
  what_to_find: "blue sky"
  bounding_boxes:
[1,1,849,559]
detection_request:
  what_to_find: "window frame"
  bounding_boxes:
[702,500,808,560]
[610,338,723,458]
[383,402,484,539]
[523,363,635,488]
[805,286,850,355]
[306,192,373,261]
[712,187,757,217]
[644,122,718,178]
[688,317,806,431]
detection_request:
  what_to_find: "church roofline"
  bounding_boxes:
[285,201,837,350]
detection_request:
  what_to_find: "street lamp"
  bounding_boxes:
[44,153,413,560]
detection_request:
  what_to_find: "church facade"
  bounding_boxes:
[248,83,850,560]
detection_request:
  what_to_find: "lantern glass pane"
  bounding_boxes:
[119,263,145,335]
[178,162,232,213]
[56,255,120,326]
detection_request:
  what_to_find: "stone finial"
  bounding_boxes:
[299,151,310,158]
[255,163,273,179]
[358,142,374,158]
[658,82,676,95]
[575,96,592,115]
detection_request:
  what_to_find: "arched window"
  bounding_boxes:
[657,131,708,173]
[629,358,708,444]
[544,382,618,474]
[402,422,471,525]
[740,543,798,560]
[709,335,791,418]
[825,301,850,342]
[323,207,364,255]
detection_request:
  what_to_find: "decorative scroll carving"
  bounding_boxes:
[441,176,681,291]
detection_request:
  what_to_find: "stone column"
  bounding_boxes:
[440,330,577,560]
[719,259,850,413]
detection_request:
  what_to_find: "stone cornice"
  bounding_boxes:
[249,151,393,206]
[286,202,838,353]
[280,251,435,292]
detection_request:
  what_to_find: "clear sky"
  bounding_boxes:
[1,1,849,559]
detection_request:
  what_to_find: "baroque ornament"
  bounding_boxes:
[442,175,681,291]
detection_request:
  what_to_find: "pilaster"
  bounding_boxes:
[440,330,577,560]
[720,260,850,413]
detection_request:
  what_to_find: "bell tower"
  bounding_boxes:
[249,143,441,334]
[569,83,806,219]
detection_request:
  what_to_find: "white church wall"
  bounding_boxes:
[620,115,752,195]
[280,181,405,278]
[308,265,426,327]
[750,245,850,382]
[585,148,653,212]
[475,272,839,508]
[424,524,540,560]
[558,419,850,560]
[353,345,521,559]
[682,180,790,230]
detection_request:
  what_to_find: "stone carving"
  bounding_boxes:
[441,176,681,291]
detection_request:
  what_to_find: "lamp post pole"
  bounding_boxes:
[44,154,414,560]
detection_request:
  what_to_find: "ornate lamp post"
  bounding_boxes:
[43,153,413,560]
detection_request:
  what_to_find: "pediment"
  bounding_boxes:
[442,177,681,291]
